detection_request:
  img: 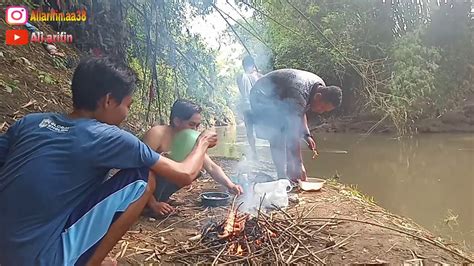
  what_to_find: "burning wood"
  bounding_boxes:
[200,205,279,258]
[169,201,339,264]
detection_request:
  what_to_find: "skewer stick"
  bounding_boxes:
[302,139,319,159]
[231,194,237,210]
[257,193,266,222]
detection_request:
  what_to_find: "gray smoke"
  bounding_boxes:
[229,4,305,214]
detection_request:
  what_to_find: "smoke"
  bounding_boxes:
[234,155,259,214]
[229,4,307,214]
[235,172,293,215]
[230,69,323,213]
[234,154,293,214]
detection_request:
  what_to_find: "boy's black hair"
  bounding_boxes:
[170,99,202,126]
[316,85,342,107]
[71,57,137,111]
[242,55,256,71]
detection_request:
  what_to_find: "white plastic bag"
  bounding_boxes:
[253,179,292,209]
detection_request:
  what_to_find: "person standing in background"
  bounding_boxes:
[236,55,263,160]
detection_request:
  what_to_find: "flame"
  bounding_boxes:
[228,243,245,256]
[236,244,244,256]
[228,243,236,252]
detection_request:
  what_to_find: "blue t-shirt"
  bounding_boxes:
[0,113,160,265]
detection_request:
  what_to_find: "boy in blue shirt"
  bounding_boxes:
[0,57,217,266]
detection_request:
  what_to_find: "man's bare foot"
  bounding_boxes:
[150,201,175,216]
[101,257,117,266]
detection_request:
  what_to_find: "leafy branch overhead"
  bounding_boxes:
[36,0,239,129]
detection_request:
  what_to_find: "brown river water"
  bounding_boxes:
[208,125,474,249]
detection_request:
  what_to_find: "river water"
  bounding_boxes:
[208,125,474,248]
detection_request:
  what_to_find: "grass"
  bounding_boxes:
[321,177,376,204]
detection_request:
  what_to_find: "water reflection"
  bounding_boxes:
[209,125,474,248]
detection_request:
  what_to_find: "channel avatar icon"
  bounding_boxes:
[6,6,29,25]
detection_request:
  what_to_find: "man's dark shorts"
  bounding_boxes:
[153,171,203,202]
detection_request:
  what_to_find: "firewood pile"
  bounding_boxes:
[168,197,348,264]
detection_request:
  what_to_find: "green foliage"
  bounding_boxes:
[0,79,18,93]
[383,31,440,133]
[37,0,237,130]
[424,1,474,107]
[37,71,56,85]
[123,0,238,130]
[235,0,473,134]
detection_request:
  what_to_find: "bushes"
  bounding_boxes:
[382,31,440,133]
[241,0,473,134]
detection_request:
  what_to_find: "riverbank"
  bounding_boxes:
[110,157,473,264]
[309,96,474,134]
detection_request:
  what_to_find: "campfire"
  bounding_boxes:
[168,196,346,264]
[202,198,278,257]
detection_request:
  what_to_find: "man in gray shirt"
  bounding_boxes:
[248,69,342,181]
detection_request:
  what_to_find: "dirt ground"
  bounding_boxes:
[110,157,473,265]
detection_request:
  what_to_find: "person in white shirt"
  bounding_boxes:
[236,55,263,159]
